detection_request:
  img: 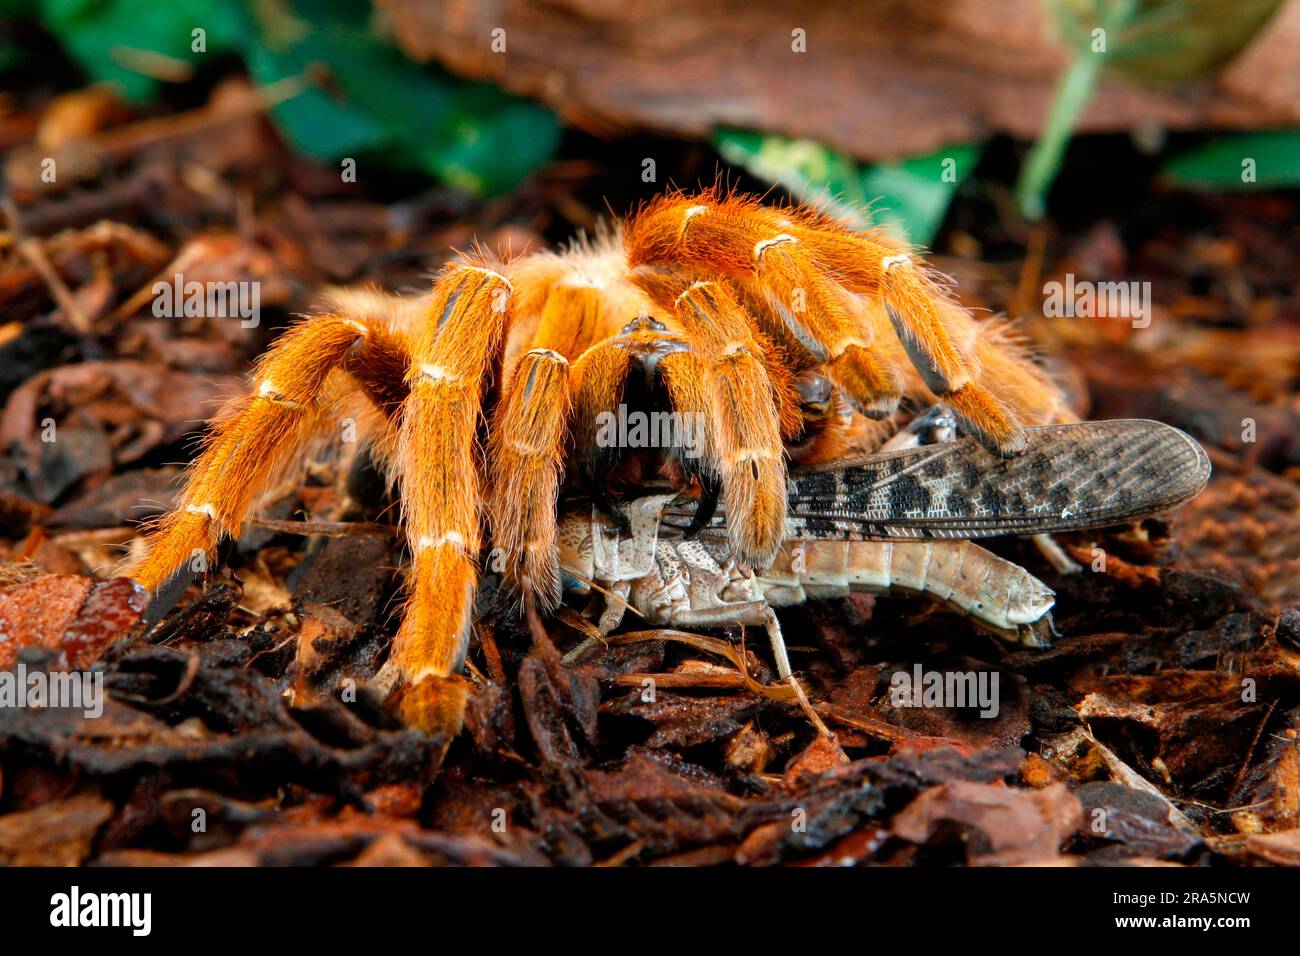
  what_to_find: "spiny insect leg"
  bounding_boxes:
[667,599,833,738]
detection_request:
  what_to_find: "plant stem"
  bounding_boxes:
[1015,50,1102,221]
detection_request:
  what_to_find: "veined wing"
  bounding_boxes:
[665,419,1211,541]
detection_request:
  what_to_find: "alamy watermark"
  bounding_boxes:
[1043,273,1151,329]
[889,663,1000,718]
[152,272,260,328]
[50,886,151,936]
[595,404,705,459]
[0,663,104,718]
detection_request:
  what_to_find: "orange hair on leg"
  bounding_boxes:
[487,346,572,609]
[487,274,634,606]
[672,280,787,567]
[626,190,1039,456]
[569,335,635,481]
[127,312,398,590]
[528,278,617,362]
[630,192,901,427]
[791,225,1028,454]
[393,261,513,733]
[969,314,1075,427]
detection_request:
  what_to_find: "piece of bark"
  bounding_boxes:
[891,779,1082,865]
[1237,828,1300,866]
[0,794,113,865]
[378,0,1300,162]
[0,574,147,669]
[1074,782,1201,860]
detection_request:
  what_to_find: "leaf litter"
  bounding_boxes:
[0,74,1298,868]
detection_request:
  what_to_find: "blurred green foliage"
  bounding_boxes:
[5,0,1293,214]
[714,130,982,246]
[42,0,248,100]
[1048,0,1282,85]
[1019,0,1285,217]
[1163,130,1300,188]
[7,0,560,196]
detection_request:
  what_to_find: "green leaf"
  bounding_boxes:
[1015,51,1103,220]
[713,129,982,246]
[27,0,558,195]
[410,94,560,197]
[39,0,248,100]
[1163,130,1300,189]
[244,25,408,160]
[858,146,984,247]
[1046,0,1283,86]
[1017,0,1284,218]
[245,0,559,196]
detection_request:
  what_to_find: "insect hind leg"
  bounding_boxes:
[667,600,835,739]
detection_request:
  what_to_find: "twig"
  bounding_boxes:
[3,197,94,334]
[1229,698,1279,804]
[582,628,798,701]
[474,622,507,684]
[245,516,397,537]
[89,72,312,164]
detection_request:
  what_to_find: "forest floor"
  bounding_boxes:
[1,75,1299,867]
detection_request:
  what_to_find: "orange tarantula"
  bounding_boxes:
[125,188,1069,734]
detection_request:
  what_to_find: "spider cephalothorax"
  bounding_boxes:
[125,188,1069,734]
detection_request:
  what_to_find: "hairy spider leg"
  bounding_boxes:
[625,190,1029,456]
[127,312,410,590]
[487,278,626,608]
[627,193,902,423]
[783,211,1031,454]
[394,262,513,734]
[669,281,789,567]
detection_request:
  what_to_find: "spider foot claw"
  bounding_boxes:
[395,674,471,736]
[944,383,1027,457]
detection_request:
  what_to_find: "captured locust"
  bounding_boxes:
[556,419,1211,697]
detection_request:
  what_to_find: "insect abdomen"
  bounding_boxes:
[758,539,1055,635]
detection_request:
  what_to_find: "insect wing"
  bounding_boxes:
[778,419,1211,540]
